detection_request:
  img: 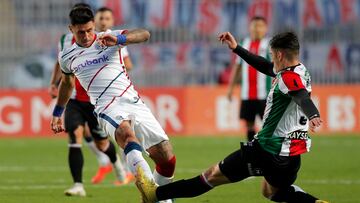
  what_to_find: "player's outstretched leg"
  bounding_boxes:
[262,180,329,203]
[137,164,232,202]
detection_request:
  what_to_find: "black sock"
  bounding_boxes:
[247,129,255,141]
[102,141,117,163]
[83,136,93,143]
[68,147,83,183]
[156,175,213,201]
[271,185,318,203]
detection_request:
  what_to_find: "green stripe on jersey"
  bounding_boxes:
[257,84,292,154]
[60,34,66,51]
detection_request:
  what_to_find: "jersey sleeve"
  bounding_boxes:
[58,51,72,74]
[121,46,130,58]
[278,71,306,94]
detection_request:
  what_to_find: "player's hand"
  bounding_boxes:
[218,32,238,50]
[97,34,118,47]
[309,117,323,132]
[48,84,58,98]
[51,116,65,134]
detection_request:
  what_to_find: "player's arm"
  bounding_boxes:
[290,90,322,132]
[226,63,241,101]
[48,60,62,98]
[97,29,150,47]
[122,47,134,72]
[51,73,75,134]
[219,32,275,77]
[57,73,75,107]
[281,71,322,132]
[124,56,133,72]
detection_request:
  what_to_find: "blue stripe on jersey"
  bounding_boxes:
[98,113,119,129]
[95,71,125,103]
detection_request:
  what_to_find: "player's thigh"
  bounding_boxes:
[218,148,252,183]
[262,152,301,188]
[261,178,279,199]
[132,102,170,151]
[240,100,257,123]
[95,108,137,148]
[64,100,86,143]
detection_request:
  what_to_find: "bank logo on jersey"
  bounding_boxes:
[73,55,109,72]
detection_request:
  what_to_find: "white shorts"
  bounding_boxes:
[95,97,169,151]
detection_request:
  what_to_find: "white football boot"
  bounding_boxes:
[64,183,86,197]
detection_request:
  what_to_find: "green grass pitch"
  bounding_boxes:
[0,135,359,203]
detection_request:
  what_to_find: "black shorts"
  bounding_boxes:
[64,99,106,143]
[240,100,266,122]
[218,140,300,188]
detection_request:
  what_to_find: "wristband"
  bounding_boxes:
[116,34,127,45]
[53,105,65,117]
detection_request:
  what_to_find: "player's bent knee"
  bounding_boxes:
[261,180,277,200]
[203,164,229,187]
[115,121,137,148]
[94,139,109,151]
[68,126,84,144]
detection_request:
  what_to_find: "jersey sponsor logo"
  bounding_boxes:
[73,55,109,72]
[286,130,308,140]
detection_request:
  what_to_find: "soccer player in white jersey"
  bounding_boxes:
[48,3,130,197]
[227,16,271,141]
[136,32,328,203]
[51,6,176,203]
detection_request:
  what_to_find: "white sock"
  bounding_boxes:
[126,149,153,180]
[85,140,110,166]
[119,148,131,173]
[153,169,173,186]
[154,170,174,203]
[112,154,126,181]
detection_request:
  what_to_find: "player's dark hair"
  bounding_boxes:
[270,31,300,60]
[69,6,94,25]
[250,16,267,24]
[96,7,113,14]
[71,3,91,10]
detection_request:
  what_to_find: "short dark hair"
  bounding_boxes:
[270,31,300,60]
[96,7,113,14]
[250,16,267,24]
[72,3,91,10]
[69,6,94,25]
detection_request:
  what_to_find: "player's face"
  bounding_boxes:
[95,11,114,32]
[70,21,96,48]
[249,20,267,40]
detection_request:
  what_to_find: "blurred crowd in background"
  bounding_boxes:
[1,0,360,88]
